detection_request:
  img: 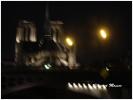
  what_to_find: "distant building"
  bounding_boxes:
[15,6,78,70]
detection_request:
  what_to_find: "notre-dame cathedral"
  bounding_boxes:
[15,5,79,70]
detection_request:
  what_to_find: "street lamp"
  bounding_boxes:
[65,37,74,47]
[99,29,108,40]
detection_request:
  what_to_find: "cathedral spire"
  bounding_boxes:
[45,2,49,22]
[43,2,52,38]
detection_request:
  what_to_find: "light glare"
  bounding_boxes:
[102,85,107,90]
[106,67,109,71]
[83,83,87,89]
[78,83,83,89]
[65,37,73,46]
[68,83,73,88]
[97,84,102,90]
[44,64,50,70]
[100,29,107,39]
[93,84,97,89]
[88,84,93,90]
[73,83,78,89]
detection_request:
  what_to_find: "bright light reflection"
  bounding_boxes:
[102,85,107,90]
[73,83,78,89]
[88,84,93,90]
[83,83,87,89]
[97,84,102,90]
[93,84,97,89]
[78,83,83,89]
[106,67,109,71]
[68,83,73,89]
[44,65,50,70]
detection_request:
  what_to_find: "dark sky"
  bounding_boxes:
[1,1,132,65]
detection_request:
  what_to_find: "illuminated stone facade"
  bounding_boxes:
[15,7,79,70]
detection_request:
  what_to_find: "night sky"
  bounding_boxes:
[1,1,132,65]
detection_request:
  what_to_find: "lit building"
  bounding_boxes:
[15,5,79,70]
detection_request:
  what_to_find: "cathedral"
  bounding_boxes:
[15,5,79,70]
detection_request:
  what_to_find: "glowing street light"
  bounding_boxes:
[99,29,108,39]
[65,37,74,47]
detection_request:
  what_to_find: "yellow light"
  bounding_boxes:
[100,68,109,79]
[65,37,73,46]
[100,29,107,39]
